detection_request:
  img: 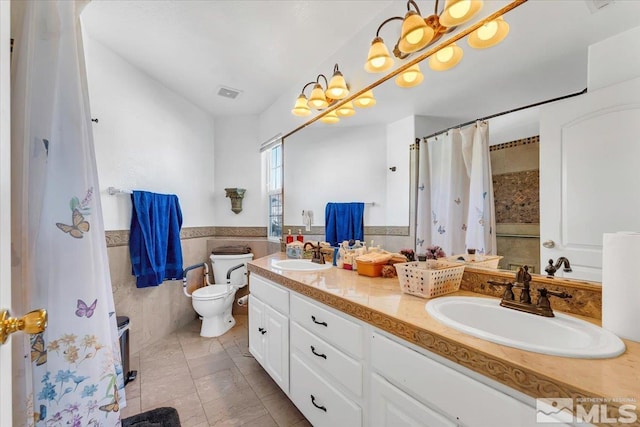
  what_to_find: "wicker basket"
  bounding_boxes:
[396,260,465,298]
[445,254,503,269]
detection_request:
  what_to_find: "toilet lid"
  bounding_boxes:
[192,285,232,300]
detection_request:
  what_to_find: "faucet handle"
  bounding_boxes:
[544,289,572,300]
[487,280,515,301]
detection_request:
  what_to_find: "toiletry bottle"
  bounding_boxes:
[336,244,345,269]
[286,229,294,244]
[296,229,304,243]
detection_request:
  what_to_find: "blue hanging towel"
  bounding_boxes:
[129,191,183,288]
[325,202,365,247]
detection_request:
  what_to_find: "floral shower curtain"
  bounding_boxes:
[11,1,124,426]
[415,122,496,257]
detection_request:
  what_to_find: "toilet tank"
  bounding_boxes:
[209,253,254,287]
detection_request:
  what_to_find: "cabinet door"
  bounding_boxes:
[370,374,456,427]
[540,76,640,281]
[264,305,289,394]
[248,295,266,365]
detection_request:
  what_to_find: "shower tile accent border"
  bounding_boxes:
[105,226,267,247]
[284,225,410,237]
[489,135,539,151]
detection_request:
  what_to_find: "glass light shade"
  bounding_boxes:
[468,16,509,49]
[320,110,340,124]
[336,101,356,117]
[365,37,394,73]
[398,11,433,54]
[291,94,311,117]
[438,0,483,27]
[327,71,349,100]
[308,83,329,109]
[353,90,376,108]
[395,64,424,88]
[428,43,463,71]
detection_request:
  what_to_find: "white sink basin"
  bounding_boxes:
[271,259,333,272]
[426,296,625,359]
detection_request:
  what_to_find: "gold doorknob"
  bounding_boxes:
[0,309,48,344]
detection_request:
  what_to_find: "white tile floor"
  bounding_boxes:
[122,315,311,427]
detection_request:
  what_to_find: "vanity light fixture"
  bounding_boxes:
[326,64,349,100]
[439,0,484,27]
[308,80,329,109]
[396,64,424,88]
[353,90,376,108]
[467,16,510,49]
[428,42,463,71]
[284,0,526,138]
[320,110,340,124]
[291,64,351,120]
[336,101,356,117]
[365,36,395,73]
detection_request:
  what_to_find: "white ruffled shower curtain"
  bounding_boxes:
[11,1,125,426]
[416,121,496,257]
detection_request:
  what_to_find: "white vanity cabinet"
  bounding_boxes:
[371,332,564,427]
[289,294,364,426]
[248,275,289,394]
[248,271,567,427]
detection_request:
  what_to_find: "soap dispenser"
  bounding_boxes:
[296,229,304,243]
[286,229,294,244]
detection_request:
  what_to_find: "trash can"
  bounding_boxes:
[117,316,137,385]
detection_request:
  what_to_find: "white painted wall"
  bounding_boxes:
[284,124,387,227]
[588,25,640,92]
[84,37,215,230]
[213,116,265,226]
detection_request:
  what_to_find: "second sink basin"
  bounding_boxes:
[426,296,625,359]
[271,259,333,272]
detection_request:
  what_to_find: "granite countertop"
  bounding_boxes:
[248,253,640,422]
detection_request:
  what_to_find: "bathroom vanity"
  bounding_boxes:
[247,254,640,427]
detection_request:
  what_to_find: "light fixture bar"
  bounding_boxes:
[282,0,528,140]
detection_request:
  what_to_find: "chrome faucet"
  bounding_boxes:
[545,257,572,277]
[488,265,572,317]
[303,242,325,265]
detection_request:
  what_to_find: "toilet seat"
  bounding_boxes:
[192,285,234,301]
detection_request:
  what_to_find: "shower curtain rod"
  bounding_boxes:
[422,88,587,141]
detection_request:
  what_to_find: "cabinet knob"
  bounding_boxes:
[310,394,327,412]
[542,240,555,248]
[258,327,267,335]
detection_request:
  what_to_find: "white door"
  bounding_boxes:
[1,1,13,425]
[540,76,640,282]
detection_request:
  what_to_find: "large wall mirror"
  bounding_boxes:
[282,106,546,277]
[281,1,640,287]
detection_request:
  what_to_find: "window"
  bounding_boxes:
[266,143,283,241]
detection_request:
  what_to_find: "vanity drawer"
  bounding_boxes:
[291,294,363,358]
[290,354,362,427]
[249,274,289,315]
[371,332,539,427]
[291,321,362,397]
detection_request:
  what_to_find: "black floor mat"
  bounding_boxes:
[122,407,181,427]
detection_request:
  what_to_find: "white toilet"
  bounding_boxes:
[190,252,253,337]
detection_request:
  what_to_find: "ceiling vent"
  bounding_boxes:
[217,86,242,100]
[585,0,613,13]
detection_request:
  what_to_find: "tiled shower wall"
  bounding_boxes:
[107,228,279,354]
[490,136,541,273]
